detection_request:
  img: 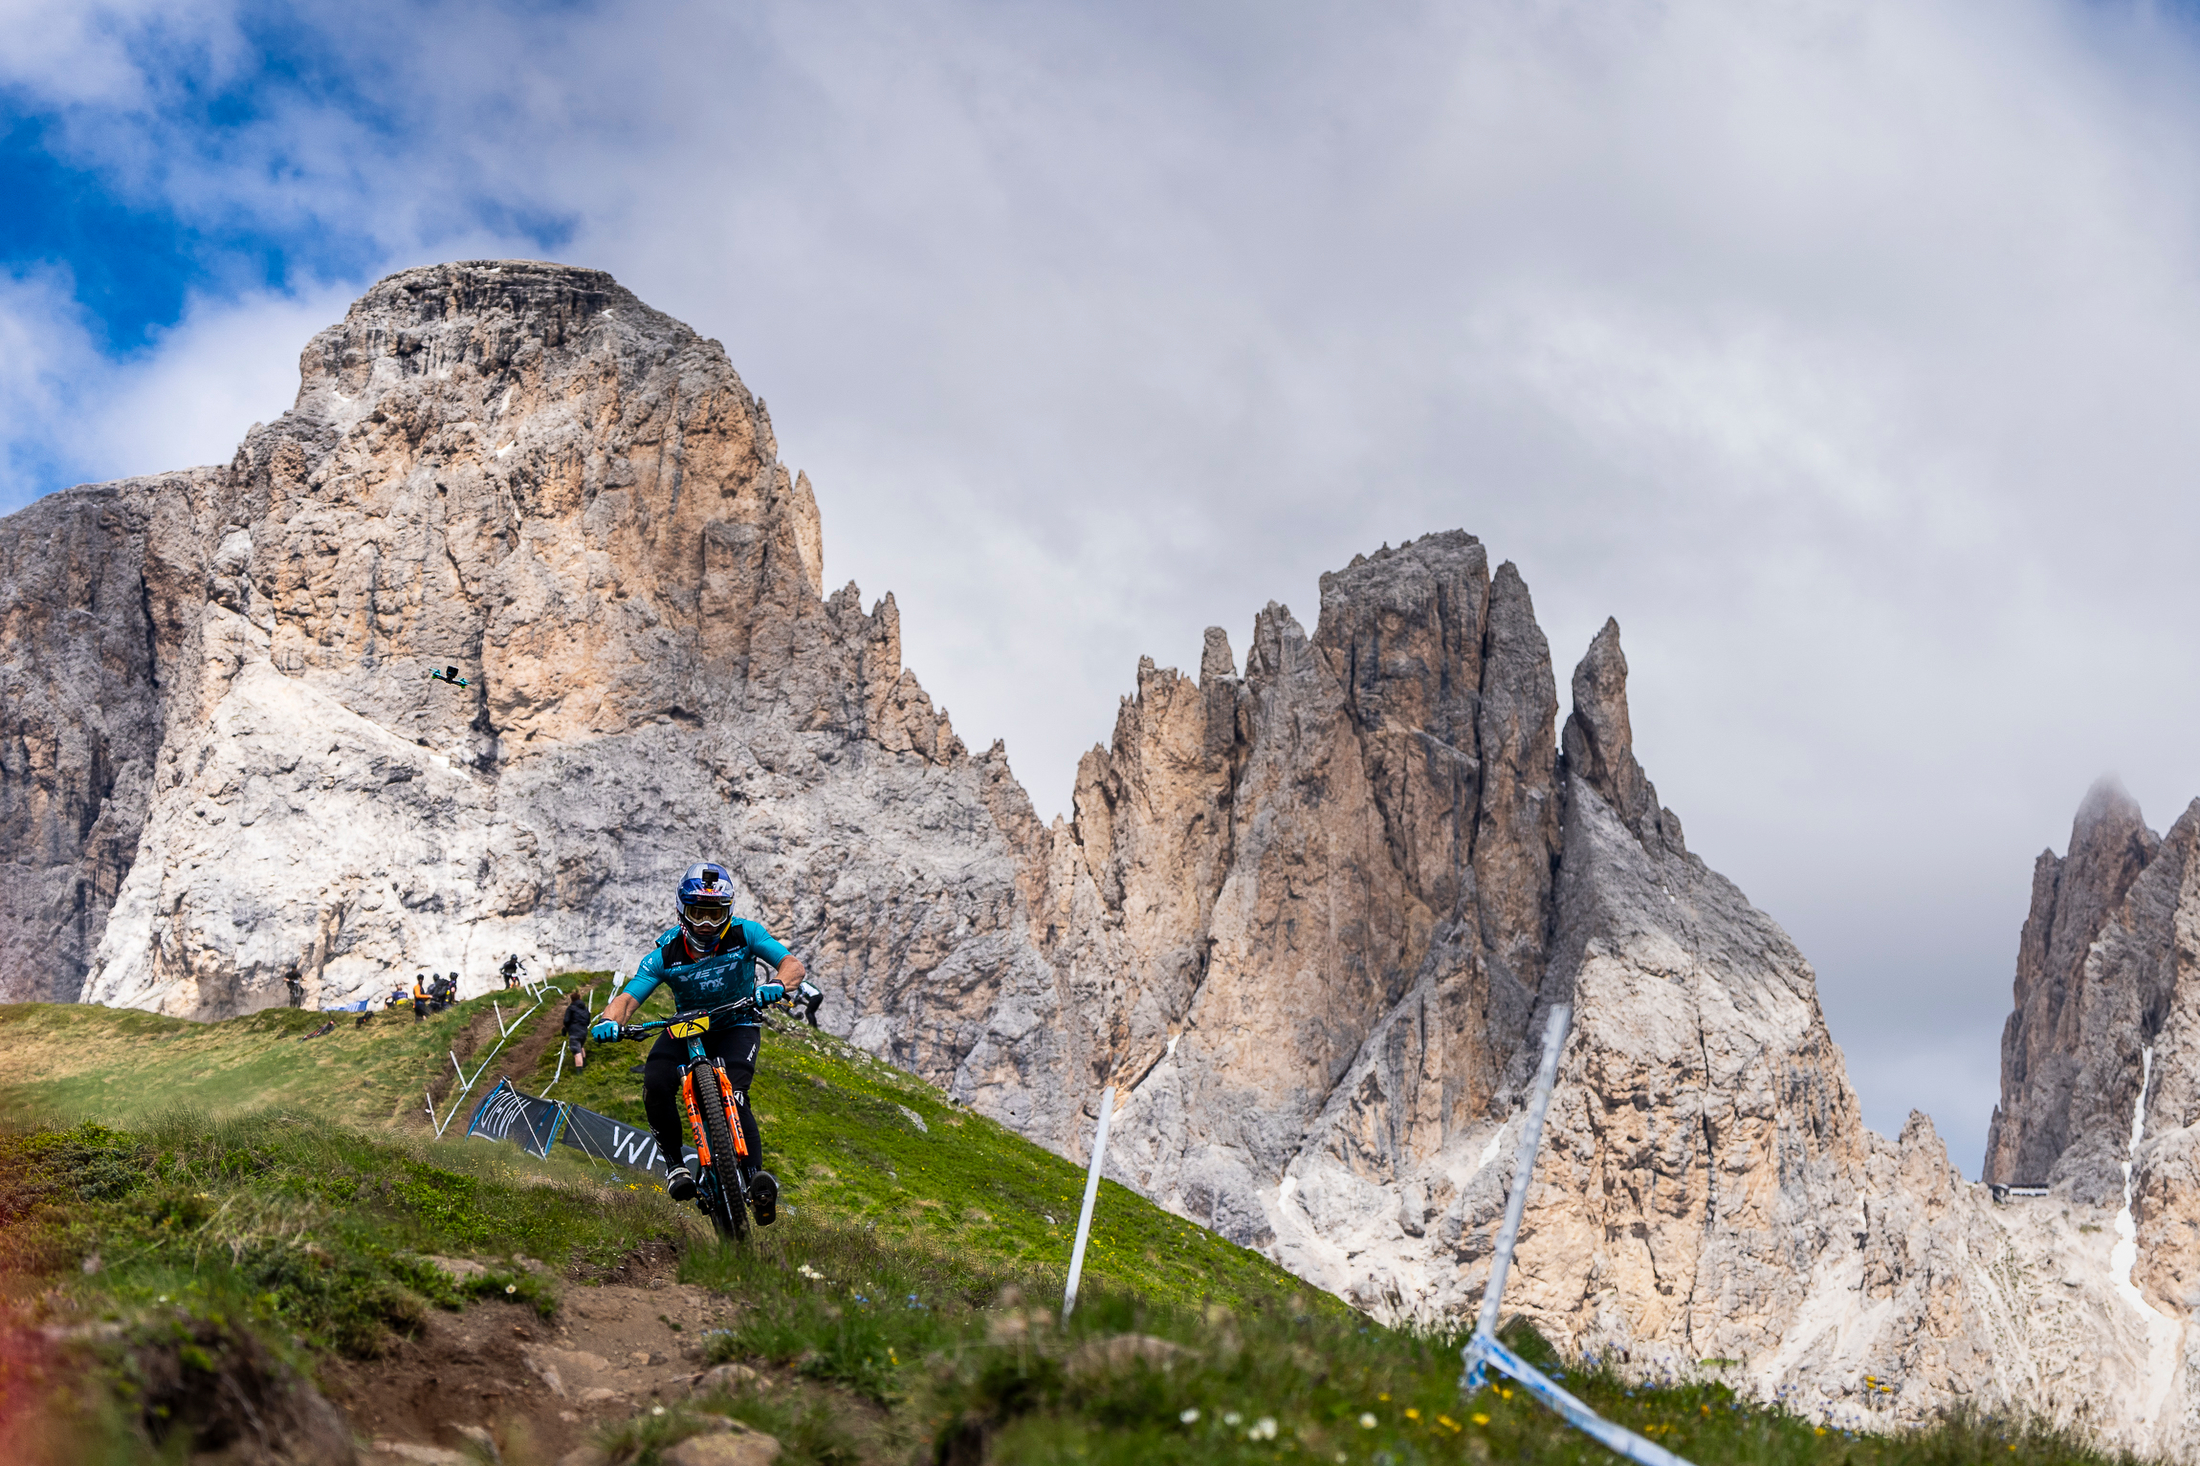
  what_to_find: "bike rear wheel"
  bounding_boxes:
[693,1062,750,1243]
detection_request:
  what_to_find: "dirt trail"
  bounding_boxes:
[331,1248,771,1464]
[418,981,601,1131]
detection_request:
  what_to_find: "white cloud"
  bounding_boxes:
[90,284,358,477]
[0,266,104,491]
[0,280,355,504]
[0,1,242,106]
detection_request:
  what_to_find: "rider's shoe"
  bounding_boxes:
[665,1164,697,1202]
[748,1169,779,1226]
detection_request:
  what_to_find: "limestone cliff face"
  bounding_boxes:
[0,471,217,1001]
[985,537,1569,1245]
[1984,778,2164,1196]
[8,260,2195,1452]
[1974,781,2200,1451]
[9,263,1039,1082]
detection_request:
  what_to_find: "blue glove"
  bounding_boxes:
[591,1019,622,1042]
[757,982,786,1005]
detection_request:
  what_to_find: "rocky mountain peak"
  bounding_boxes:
[1984,776,2181,1199]
[1561,618,1682,855]
[5,259,963,1015]
[1199,625,1237,683]
[2063,775,2158,916]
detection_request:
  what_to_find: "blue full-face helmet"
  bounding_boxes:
[677,862,736,947]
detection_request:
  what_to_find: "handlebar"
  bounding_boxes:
[613,995,773,1043]
[600,977,826,1042]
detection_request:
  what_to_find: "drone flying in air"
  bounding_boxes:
[427,665,470,689]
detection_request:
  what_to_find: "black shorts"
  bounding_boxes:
[642,1023,761,1169]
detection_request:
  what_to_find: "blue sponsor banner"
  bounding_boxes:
[465,1077,665,1176]
[466,1078,559,1157]
[556,1101,667,1175]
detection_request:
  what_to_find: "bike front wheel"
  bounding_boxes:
[693,1063,751,1243]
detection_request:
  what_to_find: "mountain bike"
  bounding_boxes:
[613,995,774,1242]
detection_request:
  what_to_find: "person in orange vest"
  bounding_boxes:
[411,974,429,1022]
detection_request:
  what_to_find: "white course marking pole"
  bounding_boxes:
[1473,1003,1571,1350]
[436,986,557,1134]
[1062,1086,1116,1320]
[1457,1003,1697,1466]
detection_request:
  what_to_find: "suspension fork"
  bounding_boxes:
[678,1037,750,1166]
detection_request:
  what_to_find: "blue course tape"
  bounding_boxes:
[1463,1334,1696,1466]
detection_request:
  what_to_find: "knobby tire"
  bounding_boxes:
[695,1063,750,1243]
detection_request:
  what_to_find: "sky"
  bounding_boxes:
[9,0,2200,1176]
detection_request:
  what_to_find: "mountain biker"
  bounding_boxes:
[589,862,805,1225]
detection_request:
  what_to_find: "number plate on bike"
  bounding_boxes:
[668,1016,711,1038]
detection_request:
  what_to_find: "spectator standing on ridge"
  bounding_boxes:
[411,974,429,1022]
[562,989,592,1070]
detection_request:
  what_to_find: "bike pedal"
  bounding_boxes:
[749,1170,779,1226]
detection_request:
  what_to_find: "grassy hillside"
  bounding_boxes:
[0,988,560,1129]
[0,992,2144,1466]
[525,988,1282,1312]
[0,981,1301,1318]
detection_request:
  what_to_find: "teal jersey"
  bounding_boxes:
[621,920,790,1013]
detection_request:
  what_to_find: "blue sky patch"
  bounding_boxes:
[0,4,577,359]
[0,117,206,351]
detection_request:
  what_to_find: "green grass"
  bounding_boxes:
[0,996,2153,1466]
[665,1232,2140,1466]
[0,1112,662,1355]
[0,986,579,1129]
[531,993,1304,1314]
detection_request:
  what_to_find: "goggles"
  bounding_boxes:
[679,897,733,938]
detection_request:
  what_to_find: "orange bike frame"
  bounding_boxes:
[680,1064,749,1167]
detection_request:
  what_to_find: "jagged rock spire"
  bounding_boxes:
[1983,775,2170,1197]
[1562,618,1682,854]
